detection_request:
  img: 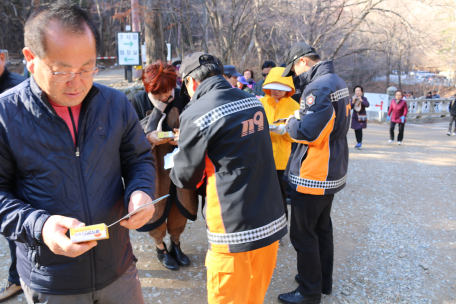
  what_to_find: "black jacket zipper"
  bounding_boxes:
[68,106,97,291]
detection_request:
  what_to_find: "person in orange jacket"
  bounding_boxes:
[260,67,300,221]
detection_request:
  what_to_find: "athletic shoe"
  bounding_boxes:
[453,132,456,136]
[447,132,451,136]
[388,140,394,143]
[398,142,402,145]
[355,143,361,149]
[0,279,22,301]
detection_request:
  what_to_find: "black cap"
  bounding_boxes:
[223,65,242,77]
[180,52,217,97]
[261,61,276,69]
[282,42,318,77]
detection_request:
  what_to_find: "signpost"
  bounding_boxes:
[364,93,389,121]
[117,32,141,82]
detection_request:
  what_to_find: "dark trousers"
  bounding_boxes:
[390,122,405,142]
[449,116,456,133]
[277,170,288,221]
[354,129,363,144]
[7,238,19,285]
[290,191,334,298]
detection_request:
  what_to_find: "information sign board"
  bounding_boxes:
[117,32,141,66]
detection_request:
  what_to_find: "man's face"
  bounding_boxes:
[25,21,97,107]
[291,58,309,76]
[224,75,237,87]
[262,67,272,79]
[0,53,5,77]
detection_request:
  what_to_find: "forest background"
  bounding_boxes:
[1,0,456,95]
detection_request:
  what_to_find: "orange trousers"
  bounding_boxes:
[205,241,279,304]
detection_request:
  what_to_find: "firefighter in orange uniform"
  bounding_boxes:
[277,43,350,304]
[170,52,287,304]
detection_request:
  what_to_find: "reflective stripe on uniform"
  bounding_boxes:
[289,173,348,189]
[193,97,263,131]
[330,88,349,102]
[207,214,287,245]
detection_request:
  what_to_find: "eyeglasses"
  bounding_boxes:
[36,57,99,82]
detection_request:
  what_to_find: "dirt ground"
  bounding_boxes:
[0,120,455,303]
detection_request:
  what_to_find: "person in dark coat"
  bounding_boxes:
[0,49,26,302]
[350,86,370,149]
[447,99,456,136]
[0,3,156,302]
[131,61,198,271]
[253,61,276,97]
[387,91,408,145]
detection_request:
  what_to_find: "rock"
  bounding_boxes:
[342,289,351,296]
[419,263,429,270]
[145,273,152,277]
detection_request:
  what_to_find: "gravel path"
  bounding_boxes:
[1,121,455,303]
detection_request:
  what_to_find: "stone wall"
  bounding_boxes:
[109,80,145,101]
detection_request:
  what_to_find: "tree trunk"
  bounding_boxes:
[144,0,165,64]
[386,51,391,89]
[94,0,104,55]
[398,54,402,91]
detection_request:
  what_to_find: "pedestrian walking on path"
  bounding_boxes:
[448,99,456,136]
[278,42,350,304]
[170,52,287,304]
[387,91,408,145]
[260,67,300,221]
[131,60,198,272]
[350,85,370,150]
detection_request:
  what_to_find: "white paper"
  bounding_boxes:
[107,194,170,227]
[164,148,179,170]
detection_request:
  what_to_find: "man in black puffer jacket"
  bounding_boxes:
[0,3,155,303]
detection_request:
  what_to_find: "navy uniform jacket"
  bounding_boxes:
[285,60,350,195]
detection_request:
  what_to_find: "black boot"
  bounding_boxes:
[156,243,179,271]
[278,289,321,304]
[169,241,190,267]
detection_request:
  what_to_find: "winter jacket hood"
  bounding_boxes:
[262,67,295,98]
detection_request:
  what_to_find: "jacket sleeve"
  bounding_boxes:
[169,114,208,190]
[403,101,408,117]
[0,126,50,246]
[282,100,301,143]
[286,86,335,146]
[388,102,393,116]
[120,96,156,207]
[362,97,370,108]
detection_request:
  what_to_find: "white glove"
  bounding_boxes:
[271,124,287,135]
